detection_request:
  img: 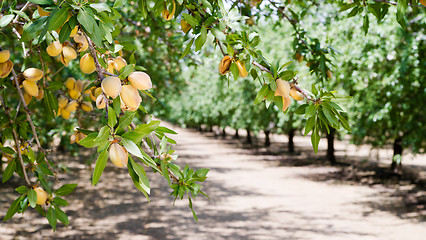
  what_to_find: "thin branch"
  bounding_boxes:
[0,93,32,187]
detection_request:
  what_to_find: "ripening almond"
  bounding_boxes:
[61,109,71,119]
[282,95,292,112]
[101,76,122,99]
[0,50,10,63]
[75,80,84,92]
[162,0,176,20]
[90,87,102,101]
[289,88,304,101]
[114,57,127,71]
[181,19,191,34]
[68,88,81,99]
[109,143,128,167]
[62,46,77,60]
[34,187,48,205]
[96,94,106,109]
[80,53,96,74]
[69,26,79,38]
[76,132,86,143]
[58,96,68,109]
[120,85,142,109]
[46,41,63,57]
[35,87,44,100]
[219,56,232,75]
[0,60,13,78]
[37,6,50,17]
[326,70,333,79]
[64,77,76,90]
[235,60,248,78]
[23,92,32,105]
[421,0,426,6]
[295,52,303,63]
[23,68,43,82]
[60,54,71,66]
[128,71,152,90]
[81,101,93,112]
[23,80,39,97]
[107,59,118,74]
[274,79,290,97]
[65,100,78,112]
[74,34,88,52]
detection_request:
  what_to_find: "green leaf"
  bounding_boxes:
[44,90,58,118]
[121,138,143,159]
[295,104,308,115]
[116,111,136,133]
[107,107,117,128]
[28,0,53,4]
[90,3,111,13]
[28,189,37,208]
[59,22,72,43]
[0,15,14,28]
[180,38,194,59]
[0,146,15,154]
[47,7,70,31]
[254,84,269,105]
[77,8,95,33]
[53,197,68,207]
[363,14,369,35]
[127,160,150,200]
[55,184,77,196]
[182,13,199,27]
[46,206,57,231]
[78,133,99,148]
[113,0,127,9]
[15,186,28,194]
[118,64,135,79]
[95,126,110,143]
[311,128,320,154]
[195,168,209,178]
[2,159,16,183]
[3,196,22,221]
[54,206,69,226]
[156,126,177,134]
[195,26,207,51]
[92,147,109,186]
[322,106,338,127]
[304,116,315,136]
[129,157,150,194]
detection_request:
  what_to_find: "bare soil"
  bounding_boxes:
[0,124,425,240]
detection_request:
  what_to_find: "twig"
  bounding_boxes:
[0,93,32,187]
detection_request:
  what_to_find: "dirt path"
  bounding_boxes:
[1,124,425,240]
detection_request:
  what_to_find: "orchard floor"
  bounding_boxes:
[1,123,425,240]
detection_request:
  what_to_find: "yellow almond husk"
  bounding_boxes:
[69,26,79,38]
[219,56,232,75]
[96,94,106,109]
[76,132,86,143]
[281,95,292,112]
[23,80,39,97]
[109,143,128,167]
[0,50,10,63]
[80,53,96,74]
[68,89,81,99]
[36,87,44,100]
[37,6,50,17]
[70,132,77,144]
[75,80,84,92]
[46,41,63,57]
[274,79,291,97]
[181,19,191,34]
[128,71,152,90]
[23,92,32,105]
[61,109,71,119]
[65,100,78,112]
[81,101,93,112]
[60,54,71,66]
[295,52,303,63]
[326,70,333,79]
[74,34,88,52]
[64,77,76,90]
[289,88,304,101]
[23,68,43,82]
[58,96,68,109]
[62,46,77,60]
[0,60,13,78]
[34,187,48,205]
[162,1,176,20]
[107,60,118,74]
[236,60,248,78]
[90,87,102,101]
[114,57,127,71]
[101,76,122,99]
[120,85,142,109]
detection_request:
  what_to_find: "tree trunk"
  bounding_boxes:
[264,130,270,147]
[246,129,252,144]
[327,128,336,165]
[391,137,403,172]
[221,128,226,138]
[234,129,239,139]
[288,128,295,153]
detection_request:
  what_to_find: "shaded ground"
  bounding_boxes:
[0,124,425,240]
